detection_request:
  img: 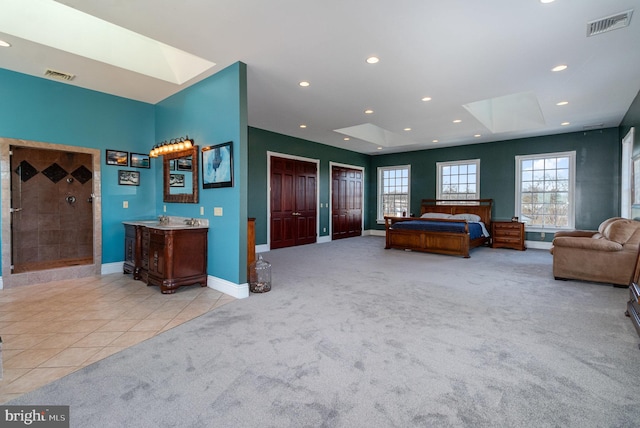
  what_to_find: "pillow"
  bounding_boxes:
[451,213,481,222]
[420,212,452,219]
[603,219,640,244]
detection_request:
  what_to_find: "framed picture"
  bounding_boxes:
[106,149,128,166]
[169,159,176,171]
[633,155,640,206]
[129,152,150,169]
[118,170,140,186]
[177,157,192,171]
[170,173,185,187]
[202,141,233,188]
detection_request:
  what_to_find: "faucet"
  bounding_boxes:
[158,215,170,225]
[184,218,200,226]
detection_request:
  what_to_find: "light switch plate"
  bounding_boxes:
[123,201,128,208]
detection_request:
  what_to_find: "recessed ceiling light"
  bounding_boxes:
[552,64,568,72]
[377,147,383,150]
[561,121,570,126]
[404,128,412,131]
[343,137,350,141]
[453,119,462,123]
[0,40,11,47]
[366,56,379,64]
[421,97,432,102]
[474,134,481,138]
[299,124,307,128]
[556,101,569,106]
[364,109,374,114]
[540,0,555,4]
[432,139,439,143]
[299,81,310,87]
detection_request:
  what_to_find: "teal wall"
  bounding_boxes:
[0,63,247,283]
[248,127,370,245]
[368,128,621,240]
[0,68,155,275]
[156,62,248,283]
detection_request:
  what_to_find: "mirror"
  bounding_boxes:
[163,145,199,203]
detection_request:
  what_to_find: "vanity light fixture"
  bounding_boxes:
[149,136,193,158]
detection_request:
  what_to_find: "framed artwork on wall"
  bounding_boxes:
[202,141,233,188]
[170,173,185,187]
[129,152,150,168]
[633,155,640,206]
[106,149,128,166]
[118,170,140,186]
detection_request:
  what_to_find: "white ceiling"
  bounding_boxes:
[1,0,639,154]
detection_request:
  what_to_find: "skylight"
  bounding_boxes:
[0,0,216,84]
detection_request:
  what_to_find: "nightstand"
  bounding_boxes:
[491,221,526,251]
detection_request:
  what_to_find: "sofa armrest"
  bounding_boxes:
[553,230,597,239]
[552,236,623,251]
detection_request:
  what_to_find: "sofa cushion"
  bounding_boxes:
[553,236,623,251]
[598,217,623,234]
[603,219,640,245]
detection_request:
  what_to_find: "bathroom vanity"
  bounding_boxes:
[123,218,208,294]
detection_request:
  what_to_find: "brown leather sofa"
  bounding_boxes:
[550,217,640,286]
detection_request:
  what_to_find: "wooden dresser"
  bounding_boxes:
[491,221,526,251]
[627,282,640,348]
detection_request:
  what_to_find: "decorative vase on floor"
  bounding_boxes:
[249,254,272,293]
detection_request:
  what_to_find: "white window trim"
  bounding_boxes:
[515,151,576,232]
[377,165,410,224]
[436,159,480,200]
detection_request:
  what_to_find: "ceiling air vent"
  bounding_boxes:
[44,68,75,81]
[587,9,633,37]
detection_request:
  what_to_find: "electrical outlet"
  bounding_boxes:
[323,227,327,233]
[214,207,223,216]
[540,232,545,240]
[123,201,128,208]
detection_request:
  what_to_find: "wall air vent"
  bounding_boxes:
[44,68,75,81]
[587,10,633,37]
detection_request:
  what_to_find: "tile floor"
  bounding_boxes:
[0,273,235,403]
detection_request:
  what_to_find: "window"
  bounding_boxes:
[377,165,410,221]
[436,159,479,200]
[515,151,575,230]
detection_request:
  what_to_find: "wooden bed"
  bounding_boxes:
[384,199,493,258]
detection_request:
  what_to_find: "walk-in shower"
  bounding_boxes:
[1,139,102,287]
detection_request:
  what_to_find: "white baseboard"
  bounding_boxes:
[0,276,3,290]
[256,244,269,254]
[101,262,123,275]
[525,240,553,251]
[318,236,331,244]
[208,275,249,299]
[368,229,385,237]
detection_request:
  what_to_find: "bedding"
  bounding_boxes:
[390,220,488,240]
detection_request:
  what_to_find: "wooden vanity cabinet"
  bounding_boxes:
[146,227,208,294]
[123,224,144,280]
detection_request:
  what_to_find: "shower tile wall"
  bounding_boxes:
[11,147,93,266]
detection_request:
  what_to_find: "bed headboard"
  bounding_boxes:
[420,199,493,226]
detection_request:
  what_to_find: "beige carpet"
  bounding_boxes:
[8,236,640,427]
